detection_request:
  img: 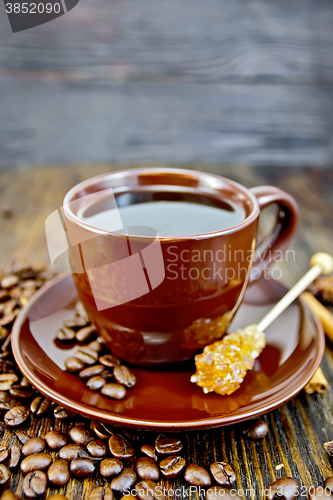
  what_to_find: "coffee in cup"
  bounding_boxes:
[60,168,299,366]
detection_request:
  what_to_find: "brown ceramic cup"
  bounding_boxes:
[62,168,299,366]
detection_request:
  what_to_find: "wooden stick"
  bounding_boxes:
[302,292,333,343]
[304,367,329,394]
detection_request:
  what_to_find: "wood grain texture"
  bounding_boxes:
[1,0,333,83]
[0,0,333,167]
[0,164,333,499]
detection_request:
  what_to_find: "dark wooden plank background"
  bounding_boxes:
[1,164,333,499]
[0,0,333,168]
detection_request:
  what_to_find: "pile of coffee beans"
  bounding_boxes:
[58,314,137,401]
[0,260,332,500]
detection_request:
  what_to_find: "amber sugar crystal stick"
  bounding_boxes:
[191,253,333,396]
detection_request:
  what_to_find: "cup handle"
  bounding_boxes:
[249,185,299,281]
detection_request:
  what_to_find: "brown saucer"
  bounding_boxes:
[11,274,324,431]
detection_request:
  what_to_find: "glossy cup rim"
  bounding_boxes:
[63,167,260,241]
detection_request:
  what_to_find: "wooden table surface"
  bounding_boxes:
[1,164,333,499]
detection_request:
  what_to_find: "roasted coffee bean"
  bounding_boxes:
[100,458,124,478]
[308,487,333,499]
[69,425,94,445]
[4,405,29,427]
[0,290,11,302]
[0,353,10,363]
[22,275,39,286]
[0,373,18,391]
[210,462,236,486]
[88,487,113,500]
[141,444,157,462]
[99,354,121,368]
[8,445,21,469]
[45,430,68,450]
[184,464,211,487]
[0,446,9,464]
[87,440,108,458]
[56,327,76,342]
[0,360,17,373]
[44,430,67,450]
[22,437,45,456]
[135,480,164,500]
[87,376,106,391]
[21,267,37,279]
[155,435,183,455]
[91,422,113,440]
[9,386,33,400]
[87,341,103,353]
[20,272,37,283]
[0,346,11,362]
[0,390,11,403]
[0,314,16,327]
[135,457,159,481]
[75,347,98,365]
[23,471,47,497]
[206,488,242,500]
[30,396,50,416]
[325,477,333,493]
[0,395,18,411]
[101,383,127,400]
[3,300,18,315]
[76,325,96,342]
[266,477,299,500]
[9,286,23,299]
[20,453,52,474]
[54,406,69,420]
[59,444,87,461]
[70,457,95,478]
[48,496,69,500]
[159,456,186,478]
[21,274,37,287]
[113,366,136,388]
[20,376,31,387]
[0,464,10,485]
[98,336,106,346]
[63,317,88,329]
[1,275,19,289]
[244,419,269,440]
[65,357,85,373]
[109,434,134,459]
[79,365,105,380]
[75,302,87,318]
[100,369,114,380]
[15,432,30,444]
[1,491,20,500]
[111,468,137,494]
[47,459,70,486]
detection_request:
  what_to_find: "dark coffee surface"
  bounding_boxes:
[80,192,246,236]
